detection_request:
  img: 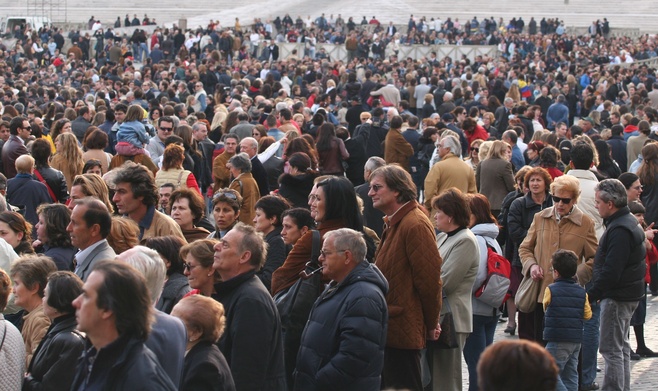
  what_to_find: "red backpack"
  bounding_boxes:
[475,244,512,308]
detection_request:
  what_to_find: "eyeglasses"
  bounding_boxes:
[23,126,32,130]
[159,127,173,132]
[369,184,384,193]
[183,262,198,271]
[214,191,238,201]
[308,194,319,202]
[551,195,572,204]
[631,185,643,191]
[320,249,346,257]
[472,148,480,153]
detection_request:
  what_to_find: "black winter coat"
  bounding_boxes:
[70,334,176,391]
[588,207,646,302]
[212,272,286,391]
[24,314,84,391]
[181,341,236,391]
[507,192,553,267]
[293,261,388,391]
[278,173,316,208]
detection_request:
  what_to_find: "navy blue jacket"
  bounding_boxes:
[543,278,587,343]
[293,261,388,391]
[588,207,646,302]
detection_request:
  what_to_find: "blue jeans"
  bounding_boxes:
[547,341,581,391]
[600,299,637,391]
[463,314,499,391]
[581,291,600,385]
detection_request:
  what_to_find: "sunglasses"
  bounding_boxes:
[472,148,479,153]
[160,127,173,132]
[213,191,238,200]
[551,195,572,204]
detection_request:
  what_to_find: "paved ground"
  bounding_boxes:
[459,293,658,390]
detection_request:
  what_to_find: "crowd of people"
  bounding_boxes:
[0,8,657,391]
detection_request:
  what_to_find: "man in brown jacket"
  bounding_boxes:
[212,134,238,192]
[384,115,414,172]
[368,164,442,390]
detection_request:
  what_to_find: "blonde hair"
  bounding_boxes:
[550,175,581,204]
[487,140,511,160]
[54,133,84,179]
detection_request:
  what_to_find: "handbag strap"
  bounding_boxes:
[34,169,58,203]
[176,170,185,188]
[309,230,321,268]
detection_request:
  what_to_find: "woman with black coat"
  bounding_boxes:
[23,272,85,391]
[172,295,236,391]
[277,152,319,208]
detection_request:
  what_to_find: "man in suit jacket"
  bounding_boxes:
[70,106,92,143]
[68,198,116,281]
[2,117,30,178]
[355,157,386,238]
[6,155,51,226]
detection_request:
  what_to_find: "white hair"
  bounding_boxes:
[116,246,167,305]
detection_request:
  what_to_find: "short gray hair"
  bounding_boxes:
[233,222,268,269]
[441,135,461,156]
[228,152,252,173]
[116,246,167,304]
[596,179,627,208]
[364,156,386,173]
[324,228,367,263]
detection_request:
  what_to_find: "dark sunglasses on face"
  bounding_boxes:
[551,195,572,204]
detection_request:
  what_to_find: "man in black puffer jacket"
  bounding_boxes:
[293,228,388,391]
[589,179,646,391]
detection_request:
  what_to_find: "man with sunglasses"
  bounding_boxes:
[147,116,175,167]
[2,116,31,178]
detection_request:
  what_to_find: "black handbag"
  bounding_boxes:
[427,297,458,349]
[273,230,323,385]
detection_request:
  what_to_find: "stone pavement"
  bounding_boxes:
[459,294,658,390]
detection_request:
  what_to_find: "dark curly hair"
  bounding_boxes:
[36,204,72,248]
[113,164,159,208]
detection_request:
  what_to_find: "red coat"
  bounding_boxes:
[466,124,490,151]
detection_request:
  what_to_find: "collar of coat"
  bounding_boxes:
[538,204,585,226]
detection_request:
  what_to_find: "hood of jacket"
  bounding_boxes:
[470,223,499,240]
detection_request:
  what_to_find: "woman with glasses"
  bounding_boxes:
[143,236,191,314]
[465,139,483,171]
[209,189,243,239]
[180,239,219,297]
[518,175,598,342]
